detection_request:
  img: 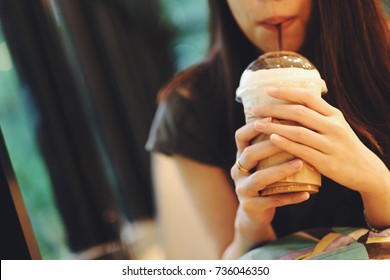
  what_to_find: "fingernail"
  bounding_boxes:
[254,117,271,130]
[291,159,303,169]
[302,192,310,200]
[293,192,310,203]
[266,87,279,95]
[270,133,283,143]
[255,120,266,131]
[251,105,263,115]
[260,117,272,122]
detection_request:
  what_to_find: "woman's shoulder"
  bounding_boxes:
[146,60,228,166]
[158,60,218,103]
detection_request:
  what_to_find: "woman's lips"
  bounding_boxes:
[258,16,295,31]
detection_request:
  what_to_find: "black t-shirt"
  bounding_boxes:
[146,67,366,238]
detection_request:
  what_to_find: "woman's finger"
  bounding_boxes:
[237,139,283,174]
[236,158,303,197]
[259,191,310,209]
[270,133,328,167]
[254,120,332,155]
[235,117,271,153]
[253,103,329,134]
[266,87,335,116]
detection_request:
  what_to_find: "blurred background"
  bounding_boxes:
[0,0,208,260]
[1,0,389,260]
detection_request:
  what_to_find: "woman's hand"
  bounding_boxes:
[250,87,390,231]
[226,118,310,258]
[252,87,389,195]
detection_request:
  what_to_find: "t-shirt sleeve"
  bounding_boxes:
[145,93,222,166]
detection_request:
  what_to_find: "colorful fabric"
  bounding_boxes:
[241,227,390,260]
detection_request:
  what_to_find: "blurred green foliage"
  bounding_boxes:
[0,30,71,259]
[159,0,209,71]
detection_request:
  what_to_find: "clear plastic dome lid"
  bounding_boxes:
[236,50,327,102]
[247,51,316,71]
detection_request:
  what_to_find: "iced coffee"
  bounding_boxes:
[236,51,327,196]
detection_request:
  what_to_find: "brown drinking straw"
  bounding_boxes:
[276,23,282,51]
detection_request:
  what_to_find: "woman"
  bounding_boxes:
[146,0,390,259]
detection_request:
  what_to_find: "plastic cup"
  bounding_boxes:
[236,51,327,196]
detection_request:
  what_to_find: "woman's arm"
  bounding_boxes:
[357,159,390,230]
[171,154,238,256]
[170,153,308,259]
[151,152,240,257]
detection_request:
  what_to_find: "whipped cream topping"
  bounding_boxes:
[236,68,327,101]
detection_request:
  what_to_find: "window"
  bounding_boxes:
[0,0,209,259]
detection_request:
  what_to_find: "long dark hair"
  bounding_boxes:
[310,0,390,164]
[159,0,390,165]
